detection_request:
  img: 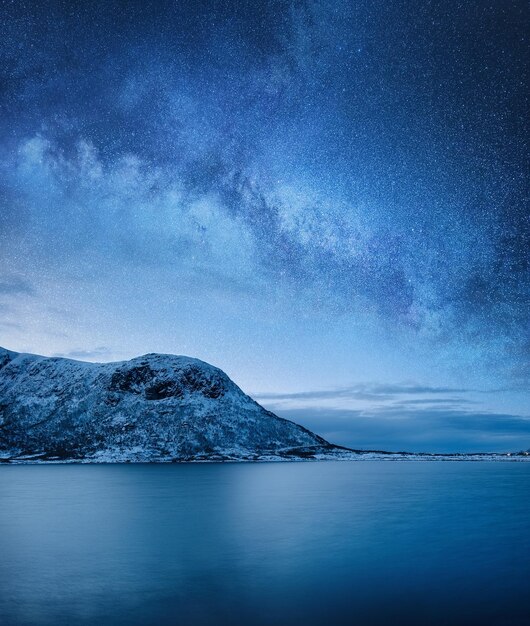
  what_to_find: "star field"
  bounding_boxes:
[0,0,528,451]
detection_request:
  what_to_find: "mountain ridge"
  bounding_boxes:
[1,347,528,463]
[0,346,344,462]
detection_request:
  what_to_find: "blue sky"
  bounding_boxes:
[0,0,528,452]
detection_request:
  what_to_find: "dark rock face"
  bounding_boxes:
[0,347,337,463]
[0,349,14,371]
[108,359,227,400]
[109,364,156,394]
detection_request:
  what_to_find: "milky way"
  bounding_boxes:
[0,1,528,451]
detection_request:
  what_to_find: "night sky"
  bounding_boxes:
[1,0,528,452]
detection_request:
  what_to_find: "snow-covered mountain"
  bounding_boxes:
[2,347,528,464]
[0,347,343,462]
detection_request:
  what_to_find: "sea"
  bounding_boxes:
[1,461,529,625]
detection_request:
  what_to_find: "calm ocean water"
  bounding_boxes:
[0,462,529,626]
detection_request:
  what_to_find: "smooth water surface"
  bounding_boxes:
[0,462,529,625]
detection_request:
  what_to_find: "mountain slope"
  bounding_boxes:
[0,347,342,462]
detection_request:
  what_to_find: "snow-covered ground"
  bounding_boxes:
[2,450,529,463]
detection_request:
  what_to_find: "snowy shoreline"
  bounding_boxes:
[2,450,530,464]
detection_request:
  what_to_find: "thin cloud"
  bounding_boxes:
[254,383,471,403]
[273,405,530,454]
[391,397,478,406]
[52,347,114,361]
